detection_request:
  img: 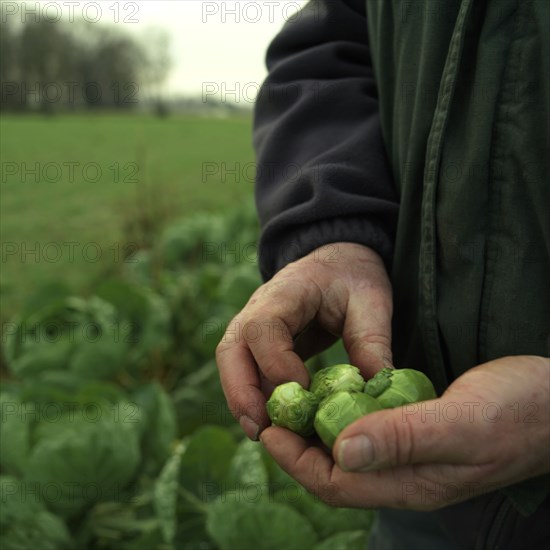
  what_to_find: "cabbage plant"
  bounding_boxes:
[3,296,130,380]
[95,280,171,369]
[4,280,171,381]
[0,476,74,549]
[23,403,141,519]
[0,381,176,521]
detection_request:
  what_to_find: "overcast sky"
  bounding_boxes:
[123,1,306,98]
[24,1,306,98]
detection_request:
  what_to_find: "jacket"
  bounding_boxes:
[253,0,550,548]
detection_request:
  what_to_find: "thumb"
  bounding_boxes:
[333,398,479,472]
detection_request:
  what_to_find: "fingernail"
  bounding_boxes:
[338,436,374,471]
[239,415,260,441]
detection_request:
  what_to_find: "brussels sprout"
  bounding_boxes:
[364,368,436,408]
[309,365,365,400]
[266,382,319,436]
[314,392,382,449]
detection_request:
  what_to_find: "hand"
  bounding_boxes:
[260,355,550,510]
[216,243,393,440]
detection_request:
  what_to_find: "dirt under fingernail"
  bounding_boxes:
[239,415,260,441]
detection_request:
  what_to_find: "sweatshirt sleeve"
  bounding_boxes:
[254,0,399,280]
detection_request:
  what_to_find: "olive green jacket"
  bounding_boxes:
[367,0,550,524]
[368,0,549,401]
[254,0,549,546]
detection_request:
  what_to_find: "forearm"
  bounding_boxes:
[254,0,399,280]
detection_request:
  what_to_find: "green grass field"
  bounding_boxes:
[0,113,255,317]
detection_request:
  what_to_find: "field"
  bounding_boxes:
[0,113,255,318]
[0,113,372,549]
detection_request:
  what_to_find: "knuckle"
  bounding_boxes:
[224,382,242,406]
[259,360,277,381]
[380,414,415,466]
[215,339,230,357]
[259,355,286,383]
[307,459,341,508]
[254,278,293,300]
[346,334,392,367]
[349,332,392,351]
[215,336,239,360]
[223,382,258,419]
[315,484,341,507]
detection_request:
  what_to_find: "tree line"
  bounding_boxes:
[0,19,171,113]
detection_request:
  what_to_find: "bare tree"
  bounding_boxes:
[0,20,22,110]
[18,21,76,112]
[140,27,172,115]
[0,18,171,113]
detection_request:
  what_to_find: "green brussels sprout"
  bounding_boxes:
[364,368,436,408]
[309,364,365,400]
[266,382,319,436]
[314,391,382,448]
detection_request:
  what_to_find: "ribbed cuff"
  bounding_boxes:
[258,215,394,281]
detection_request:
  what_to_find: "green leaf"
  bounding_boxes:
[0,476,74,550]
[73,381,128,406]
[154,430,235,549]
[24,405,141,519]
[171,360,233,437]
[274,488,374,540]
[310,365,365,401]
[0,394,31,476]
[206,499,317,550]
[132,382,177,475]
[157,215,227,269]
[315,530,370,550]
[173,513,216,550]
[124,249,154,287]
[226,439,269,489]
[5,296,130,381]
[19,282,72,316]
[178,425,237,502]
[79,500,166,550]
[364,368,436,408]
[154,441,185,545]
[318,340,349,369]
[192,304,237,362]
[95,279,171,368]
[218,264,261,310]
[261,447,301,495]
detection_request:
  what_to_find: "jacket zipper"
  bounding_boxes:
[484,497,514,550]
[419,0,474,388]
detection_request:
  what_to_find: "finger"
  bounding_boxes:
[260,426,421,508]
[244,278,320,388]
[296,269,392,377]
[341,280,393,379]
[333,399,486,472]
[216,319,270,440]
[260,427,502,510]
[259,426,337,497]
